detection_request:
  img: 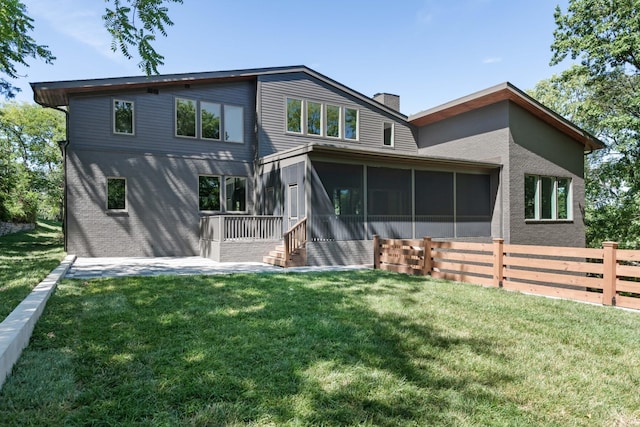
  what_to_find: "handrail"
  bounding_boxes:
[284,217,307,266]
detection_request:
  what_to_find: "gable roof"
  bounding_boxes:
[30,65,407,120]
[408,82,605,152]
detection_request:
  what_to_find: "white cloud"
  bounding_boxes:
[25,0,122,62]
[482,57,503,64]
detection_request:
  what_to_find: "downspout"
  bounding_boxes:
[52,106,70,252]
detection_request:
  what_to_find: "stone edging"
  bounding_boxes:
[0,222,35,237]
[0,254,76,390]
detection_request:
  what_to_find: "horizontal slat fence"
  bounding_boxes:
[373,236,640,310]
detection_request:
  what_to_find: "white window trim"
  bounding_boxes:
[175,97,197,139]
[344,107,359,141]
[200,101,222,141]
[306,100,324,137]
[383,122,394,147]
[113,99,135,136]
[325,104,342,139]
[225,176,248,213]
[106,176,127,212]
[525,175,573,221]
[198,174,222,213]
[223,104,245,143]
[285,97,304,135]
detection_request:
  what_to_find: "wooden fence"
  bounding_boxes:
[372,235,640,310]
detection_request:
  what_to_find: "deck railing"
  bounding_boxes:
[200,215,283,242]
[373,235,640,311]
[284,217,307,262]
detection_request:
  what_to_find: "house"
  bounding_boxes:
[31,66,604,266]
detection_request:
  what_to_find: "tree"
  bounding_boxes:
[0,0,182,98]
[542,0,640,247]
[0,101,65,221]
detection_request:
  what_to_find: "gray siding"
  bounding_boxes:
[508,103,586,247]
[258,72,417,157]
[68,80,257,162]
[66,149,253,257]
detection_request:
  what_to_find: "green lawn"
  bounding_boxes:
[1,270,639,426]
[0,220,64,321]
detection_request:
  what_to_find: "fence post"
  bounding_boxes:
[373,234,380,269]
[493,238,504,288]
[422,237,432,276]
[602,241,618,306]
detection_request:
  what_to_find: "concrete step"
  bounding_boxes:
[262,255,286,267]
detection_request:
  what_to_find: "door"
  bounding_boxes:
[288,184,298,228]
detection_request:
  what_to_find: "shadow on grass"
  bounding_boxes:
[2,270,523,425]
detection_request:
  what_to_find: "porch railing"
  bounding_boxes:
[200,215,283,242]
[284,217,307,262]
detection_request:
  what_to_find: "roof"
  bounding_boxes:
[408,82,605,152]
[30,65,407,121]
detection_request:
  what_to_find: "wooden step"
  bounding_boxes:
[262,255,286,267]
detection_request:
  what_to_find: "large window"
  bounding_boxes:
[286,98,302,133]
[224,105,244,143]
[225,177,247,212]
[201,102,221,140]
[176,98,197,137]
[344,107,359,140]
[525,175,571,220]
[199,175,221,211]
[107,177,126,210]
[113,100,134,135]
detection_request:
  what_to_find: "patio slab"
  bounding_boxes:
[65,256,370,279]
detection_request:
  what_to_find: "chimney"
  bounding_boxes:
[373,92,400,112]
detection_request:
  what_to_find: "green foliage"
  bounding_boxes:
[0,101,65,222]
[0,0,55,98]
[103,0,183,75]
[542,0,640,248]
[175,98,196,137]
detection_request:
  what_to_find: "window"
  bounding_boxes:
[201,102,221,140]
[176,98,196,137]
[225,177,246,212]
[286,98,302,133]
[223,105,244,143]
[199,176,220,211]
[289,184,298,219]
[383,122,394,146]
[344,107,358,140]
[326,104,340,138]
[525,175,572,220]
[307,101,322,135]
[107,177,126,210]
[113,100,134,135]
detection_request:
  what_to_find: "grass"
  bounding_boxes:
[0,220,64,321]
[1,271,640,426]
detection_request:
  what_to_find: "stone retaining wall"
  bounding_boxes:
[0,222,35,237]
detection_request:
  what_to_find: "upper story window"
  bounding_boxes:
[113,100,134,135]
[201,102,221,140]
[307,101,322,135]
[326,104,340,138]
[287,98,302,133]
[344,108,359,140]
[176,98,196,137]
[224,105,244,143]
[525,175,572,220]
[107,177,126,210]
[383,122,394,147]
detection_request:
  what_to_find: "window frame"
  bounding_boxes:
[325,104,341,139]
[306,101,323,136]
[286,97,303,134]
[383,122,394,147]
[524,175,573,221]
[113,99,135,135]
[106,177,127,211]
[198,175,221,212]
[175,97,197,138]
[223,104,244,143]
[224,176,247,213]
[344,107,359,141]
[200,101,221,141]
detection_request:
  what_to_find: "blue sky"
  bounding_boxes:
[15,0,570,115]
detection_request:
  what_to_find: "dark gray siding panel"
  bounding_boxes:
[258,73,416,157]
[66,148,253,257]
[68,80,256,162]
[508,103,585,247]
